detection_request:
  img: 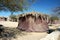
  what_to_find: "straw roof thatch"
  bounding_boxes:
[17,12,50,19]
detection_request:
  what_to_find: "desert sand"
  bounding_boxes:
[0,21,60,40]
[12,32,47,40]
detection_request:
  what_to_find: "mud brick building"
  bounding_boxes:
[17,12,50,32]
[0,17,7,21]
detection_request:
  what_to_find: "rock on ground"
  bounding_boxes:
[40,31,60,40]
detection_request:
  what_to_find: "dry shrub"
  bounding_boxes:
[0,25,27,40]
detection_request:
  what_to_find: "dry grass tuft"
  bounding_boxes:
[0,26,27,40]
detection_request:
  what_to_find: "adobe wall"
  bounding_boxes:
[17,13,49,32]
[0,17,7,21]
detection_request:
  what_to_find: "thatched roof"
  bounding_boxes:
[17,12,50,19]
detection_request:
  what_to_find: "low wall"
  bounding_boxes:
[0,21,18,28]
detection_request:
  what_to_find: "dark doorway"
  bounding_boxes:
[5,18,7,21]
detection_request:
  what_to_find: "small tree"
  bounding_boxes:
[9,15,17,22]
[50,16,59,23]
[0,0,35,15]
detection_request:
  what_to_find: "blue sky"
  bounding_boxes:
[0,0,60,17]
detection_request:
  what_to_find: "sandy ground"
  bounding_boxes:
[12,32,47,40]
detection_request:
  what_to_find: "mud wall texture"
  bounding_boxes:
[17,12,49,32]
